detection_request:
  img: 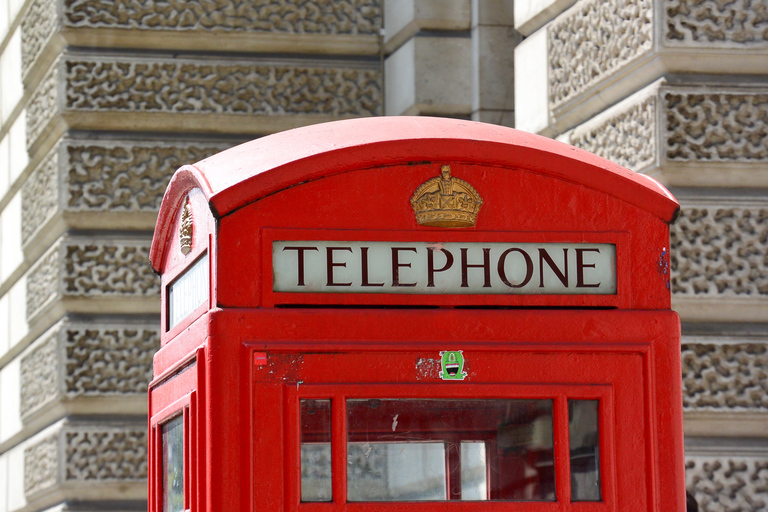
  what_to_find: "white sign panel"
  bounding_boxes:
[273,241,615,294]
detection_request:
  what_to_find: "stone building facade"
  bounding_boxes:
[0,1,765,511]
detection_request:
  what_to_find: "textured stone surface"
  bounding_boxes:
[682,343,768,410]
[21,139,230,244]
[19,320,159,419]
[22,150,60,244]
[65,428,148,481]
[24,425,147,496]
[686,456,768,512]
[64,324,158,397]
[21,0,381,75]
[25,54,381,147]
[63,57,380,115]
[21,0,58,73]
[27,245,62,320]
[63,0,381,34]
[664,91,768,162]
[65,140,230,211]
[670,207,768,297]
[20,332,59,417]
[26,63,60,149]
[548,0,653,108]
[24,435,59,495]
[26,239,160,321]
[62,242,159,297]
[569,96,656,171]
[665,0,768,47]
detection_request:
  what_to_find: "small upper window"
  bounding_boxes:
[168,253,209,330]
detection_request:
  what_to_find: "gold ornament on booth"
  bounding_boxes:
[179,197,193,255]
[410,165,483,227]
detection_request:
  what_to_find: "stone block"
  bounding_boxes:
[19,317,159,422]
[23,419,147,507]
[0,293,8,358]
[519,0,768,136]
[21,0,382,84]
[8,276,29,349]
[25,53,382,155]
[670,200,768,323]
[0,29,22,126]
[21,137,232,255]
[471,24,519,119]
[0,134,9,198]
[26,236,160,325]
[563,80,768,188]
[7,446,26,511]
[0,358,21,443]
[8,113,28,183]
[1,192,23,282]
[685,441,768,512]
[384,0,470,54]
[472,0,514,27]
[385,35,472,116]
[514,0,576,36]
[513,29,548,133]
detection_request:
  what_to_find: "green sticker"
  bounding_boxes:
[439,350,467,380]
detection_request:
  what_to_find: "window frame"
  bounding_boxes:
[286,383,615,512]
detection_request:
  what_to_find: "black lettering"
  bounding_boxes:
[282,246,318,286]
[326,247,353,286]
[460,248,492,288]
[360,247,384,287]
[427,247,454,287]
[538,248,569,287]
[391,247,418,287]
[497,248,534,288]
[576,248,601,288]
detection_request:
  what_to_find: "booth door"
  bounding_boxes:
[254,350,649,512]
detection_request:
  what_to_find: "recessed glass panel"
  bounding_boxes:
[301,399,332,502]
[346,399,554,502]
[162,415,184,512]
[569,400,601,501]
[168,253,209,329]
[460,442,488,500]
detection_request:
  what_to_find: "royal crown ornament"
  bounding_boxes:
[410,165,483,227]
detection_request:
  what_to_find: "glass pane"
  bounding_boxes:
[460,442,487,500]
[162,415,184,512]
[569,400,601,501]
[301,399,332,502]
[348,442,446,501]
[346,399,554,502]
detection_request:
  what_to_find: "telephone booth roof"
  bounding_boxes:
[150,117,678,271]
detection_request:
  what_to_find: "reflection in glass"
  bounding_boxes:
[569,400,601,501]
[460,442,487,500]
[301,399,332,502]
[162,415,184,512]
[346,399,554,502]
[348,442,446,501]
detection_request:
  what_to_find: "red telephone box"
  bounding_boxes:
[148,117,683,512]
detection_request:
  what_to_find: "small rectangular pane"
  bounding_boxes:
[346,399,554,502]
[348,442,446,501]
[460,442,488,500]
[168,253,209,329]
[301,399,332,502]
[569,400,601,501]
[162,415,184,512]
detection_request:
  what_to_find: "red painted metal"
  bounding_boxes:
[149,117,684,512]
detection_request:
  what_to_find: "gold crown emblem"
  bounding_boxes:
[410,165,483,227]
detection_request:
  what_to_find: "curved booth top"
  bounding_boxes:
[150,116,678,271]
